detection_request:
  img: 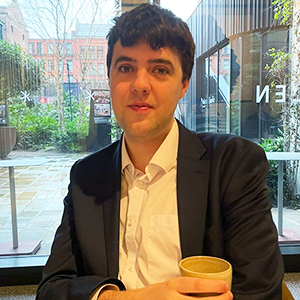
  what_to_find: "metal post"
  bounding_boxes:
[278,161,283,236]
[67,63,72,121]
[8,167,18,248]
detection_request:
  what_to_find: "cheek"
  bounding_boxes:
[111,81,129,97]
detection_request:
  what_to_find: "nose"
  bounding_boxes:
[130,69,151,96]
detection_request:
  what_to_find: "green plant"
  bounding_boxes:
[0,40,44,102]
[265,48,292,88]
[9,98,57,150]
[109,112,123,142]
[51,116,89,152]
[8,96,89,152]
[261,1,300,209]
[272,0,293,26]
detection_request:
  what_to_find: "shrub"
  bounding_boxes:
[8,96,89,153]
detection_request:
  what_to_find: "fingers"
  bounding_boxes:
[193,291,233,300]
[166,277,229,295]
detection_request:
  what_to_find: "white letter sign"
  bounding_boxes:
[256,85,270,103]
[275,85,286,103]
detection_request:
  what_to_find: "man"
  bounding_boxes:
[36,4,284,300]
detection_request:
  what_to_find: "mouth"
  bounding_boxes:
[128,104,153,112]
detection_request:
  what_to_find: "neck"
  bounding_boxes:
[125,141,159,173]
[124,130,172,173]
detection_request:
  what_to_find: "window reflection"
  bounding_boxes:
[0,0,300,257]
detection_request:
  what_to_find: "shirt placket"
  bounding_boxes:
[122,176,148,287]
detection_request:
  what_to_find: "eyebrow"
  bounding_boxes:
[113,57,174,69]
[114,56,136,67]
[147,58,174,67]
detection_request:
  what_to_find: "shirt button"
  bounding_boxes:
[128,219,135,227]
[129,265,134,272]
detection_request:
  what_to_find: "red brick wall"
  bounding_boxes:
[0,0,29,53]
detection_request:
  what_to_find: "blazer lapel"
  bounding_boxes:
[102,140,122,277]
[177,122,210,258]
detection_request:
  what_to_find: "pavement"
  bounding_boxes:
[0,150,87,255]
[1,150,300,256]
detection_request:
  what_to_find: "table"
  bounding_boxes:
[265,152,300,236]
[0,158,49,256]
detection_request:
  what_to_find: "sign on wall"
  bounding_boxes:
[92,90,111,117]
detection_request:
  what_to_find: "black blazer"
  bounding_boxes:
[36,122,284,300]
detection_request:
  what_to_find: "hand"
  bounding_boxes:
[98,277,233,299]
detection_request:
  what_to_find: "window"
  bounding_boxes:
[89,46,95,59]
[223,46,231,55]
[49,76,55,85]
[80,46,86,59]
[196,47,231,134]
[29,42,35,54]
[66,43,72,55]
[48,60,54,71]
[89,63,96,75]
[97,46,104,59]
[98,63,104,75]
[1,0,299,269]
[37,42,43,55]
[67,60,73,71]
[0,22,3,40]
[223,59,230,69]
[48,43,54,55]
[57,43,63,55]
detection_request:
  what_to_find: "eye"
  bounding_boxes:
[118,65,134,73]
[153,67,169,76]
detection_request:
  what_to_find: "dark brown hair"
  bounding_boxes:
[106,3,195,81]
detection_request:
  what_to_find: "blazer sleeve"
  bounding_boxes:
[216,138,284,299]
[36,162,125,300]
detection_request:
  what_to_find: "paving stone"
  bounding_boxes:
[1,150,300,257]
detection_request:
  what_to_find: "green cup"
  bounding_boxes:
[179,256,232,297]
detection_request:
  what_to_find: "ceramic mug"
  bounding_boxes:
[179,256,232,297]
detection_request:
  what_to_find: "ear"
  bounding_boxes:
[179,79,190,99]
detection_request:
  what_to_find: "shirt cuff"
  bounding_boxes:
[90,284,120,300]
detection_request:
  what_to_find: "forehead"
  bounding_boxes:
[112,40,182,65]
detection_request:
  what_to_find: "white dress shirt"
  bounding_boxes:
[119,120,182,290]
[91,120,182,299]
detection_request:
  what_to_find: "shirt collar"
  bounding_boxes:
[121,120,179,175]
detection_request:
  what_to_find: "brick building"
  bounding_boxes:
[121,0,160,13]
[0,0,28,52]
[28,21,110,99]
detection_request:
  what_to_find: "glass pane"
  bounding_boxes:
[178,0,300,245]
[218,44,231,133]
[0,0,299,260]
[196,57,209,132]
[0,0,114,257]
[208,52,218,132]
[230,37,242,136]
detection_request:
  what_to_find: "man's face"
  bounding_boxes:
[109,40,190,143]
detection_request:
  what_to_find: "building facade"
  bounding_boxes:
[28,21,110,101]
[121,0,160,13]
[180,0,288,143]
[0,0,28,52]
